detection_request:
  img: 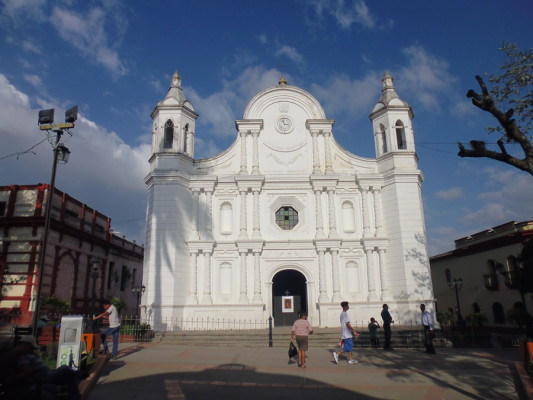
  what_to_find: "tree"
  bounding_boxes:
[458,43,533,176]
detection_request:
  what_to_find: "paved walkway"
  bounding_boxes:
[88,343,527,400]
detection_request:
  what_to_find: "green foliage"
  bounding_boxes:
[487,42,533,139]
[111,297,127,314]
[465,312,488,328]
[437,309,455,326]
[41,296,70,314]
[120,323,152,337]
[507,308,531,328]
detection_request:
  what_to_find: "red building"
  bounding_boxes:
[0,184,144,325]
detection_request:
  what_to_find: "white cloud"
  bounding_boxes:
[187,66,282,139]
[310,71,380,119]
[258,34,268,45]
[307,0,378,29]
[21,40,43,54]
[395,45,457,112]
[0,74,149,243]
[459,166,533,230]
[435,187,464,201]
[23,74,44,90]
[275,45,305,65]
[49,6,127,77]
[1,0,47,22]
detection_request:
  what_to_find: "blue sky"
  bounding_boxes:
[0,0,532,256]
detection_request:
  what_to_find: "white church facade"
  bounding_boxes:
[142,72,435,330]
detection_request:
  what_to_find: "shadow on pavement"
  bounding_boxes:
[91,362,384,400]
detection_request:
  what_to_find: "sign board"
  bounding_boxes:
[57,315,86,369]
[282,296,294,313]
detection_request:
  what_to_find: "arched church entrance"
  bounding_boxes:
[272,269,307,326]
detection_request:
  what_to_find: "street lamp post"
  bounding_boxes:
[448,278,463,324]
[31,106,77,337]
[90,259,101,332]
[131,285,145,318]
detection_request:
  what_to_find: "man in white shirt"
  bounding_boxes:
[333,301,359,365]
[94,300,121,359]
[420,303,436,354]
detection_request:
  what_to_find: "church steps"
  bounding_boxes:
[150,328,426,349]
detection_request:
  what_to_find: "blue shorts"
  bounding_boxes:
[342,338,353,352]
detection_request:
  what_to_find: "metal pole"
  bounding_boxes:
[32,131,62,337]
[268,316,273,347]
[454,284,463,322]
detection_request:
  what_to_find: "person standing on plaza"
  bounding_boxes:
[290,311,313,368]
[94,300,121,359]
[420,303,436,354]
[333,301,359,365]
[368,317,380,348]
[381,304,394,350]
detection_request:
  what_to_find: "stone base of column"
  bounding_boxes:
[332,292,342,302]
[328,229,339,239]
[318,293,329,303]
[380,290,390,301]
[187,295,198,304]
[367,292,379,301]
[239,294,249,304]
[201,295,212,305]
[252,294,262,304]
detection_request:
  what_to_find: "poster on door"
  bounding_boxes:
[282,296,294,313]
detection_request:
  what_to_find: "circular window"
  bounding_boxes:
[275,206,299,230]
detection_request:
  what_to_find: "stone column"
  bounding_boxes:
[373,188,383,237]
[365,248,378,301]
[331,249,341,302]
[239,131,247,174]
[252,250,262,303]
[190,189,200,240]
[189,251,198,304]
[317,249,328,302]
[206,190,213,239]
[327,188,338,238]
[202,251,212,304]
[252,189,261,239]
[324,131,334,174]
[378,248,389,300]
[239,189,248,239]
[239,249,249,304]
[311,131,320,174]
[361,187,371,238]
[314,189,325,238]
[251,131,260,175]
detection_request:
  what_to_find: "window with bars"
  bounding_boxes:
[275,206,299,230]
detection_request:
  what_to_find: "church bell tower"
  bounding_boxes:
[369,72,415,158]
[150,71,198,158]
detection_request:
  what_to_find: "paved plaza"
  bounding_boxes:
[87,343,529,400]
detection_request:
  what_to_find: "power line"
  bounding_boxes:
[0,135,52,160]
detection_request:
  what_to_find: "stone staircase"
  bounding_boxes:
[152,327,426,349]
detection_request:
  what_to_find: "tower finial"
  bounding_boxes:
[382,71,394,89]
[278,77,288,86]
[171,71,182,88]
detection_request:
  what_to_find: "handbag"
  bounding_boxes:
[288,341,298,359]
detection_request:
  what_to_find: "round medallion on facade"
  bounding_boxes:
[275,115,294,134]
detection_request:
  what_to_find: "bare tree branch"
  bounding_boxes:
[458,75,533,176]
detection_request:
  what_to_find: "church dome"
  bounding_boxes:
[243,77,326,120]
[158,71,195,111]
[371,72,410,114]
